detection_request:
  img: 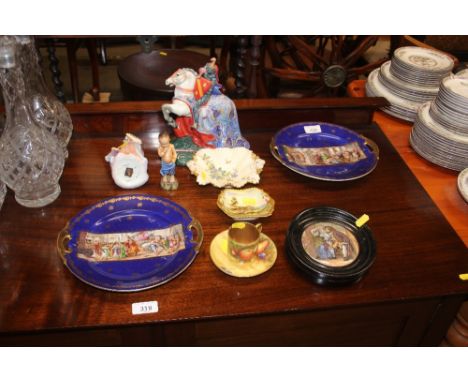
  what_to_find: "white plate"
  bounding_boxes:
[441,77,468,100]
[457,168,468,203]
[455,68,468,79]
[410,103,468,171]
[379,61,439,96]
[418,102,468,144]
[393,46,454,73]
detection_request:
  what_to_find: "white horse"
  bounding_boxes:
[161,68,196,128]
[162,67,249,148]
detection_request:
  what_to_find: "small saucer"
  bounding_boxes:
[210,230,277,277]
[217,187,275,221]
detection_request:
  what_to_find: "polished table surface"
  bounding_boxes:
[0,98,467,344]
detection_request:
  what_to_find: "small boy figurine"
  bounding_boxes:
[158,132,178,190]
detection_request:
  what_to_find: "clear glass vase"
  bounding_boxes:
[15,36,73,150]
[0,36,73,208]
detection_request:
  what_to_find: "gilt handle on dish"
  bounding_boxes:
[363,137,379,160]
[57,226,72,264]
[189,218,204,253]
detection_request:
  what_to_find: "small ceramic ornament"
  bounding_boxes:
[186,147,265,188]
[161,58,249,166]
[217,187,275,220]
[158,132,178,190]
[105,133,149,189]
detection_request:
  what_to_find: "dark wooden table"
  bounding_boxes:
[0,98,467,346]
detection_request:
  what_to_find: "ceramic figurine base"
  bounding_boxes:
[161,178,179,191]
[172,136,199,166]
[210,230,277,277]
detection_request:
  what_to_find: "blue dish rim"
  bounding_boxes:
[57,194,203,292]
[270,121,379,181]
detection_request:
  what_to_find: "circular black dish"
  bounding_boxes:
[286,206,376,286]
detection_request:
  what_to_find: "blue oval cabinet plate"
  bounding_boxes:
[57,194,203,292]
[270,122,379,181]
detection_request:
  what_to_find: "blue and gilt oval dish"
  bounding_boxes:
[57,194,203,292]
[270,122,379,181]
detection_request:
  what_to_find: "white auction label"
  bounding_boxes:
[304,125,322,134]
[132,301,159,315]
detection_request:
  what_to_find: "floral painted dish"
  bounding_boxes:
[57,194,203,292]
[217,187,275,220]
[186,147,265,188]
[270,122,379,181]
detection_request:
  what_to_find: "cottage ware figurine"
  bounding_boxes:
[158,132,178,190]
[105,133,149,189]
[161,58,249,165]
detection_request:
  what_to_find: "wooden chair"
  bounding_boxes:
[262,36,387,98]
[36,37,102,103]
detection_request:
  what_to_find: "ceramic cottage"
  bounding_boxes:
[105,133,149,189]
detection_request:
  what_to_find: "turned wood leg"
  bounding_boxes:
[234,36,248,98]
[86,39,100,101]
[444,301,468,346]
[46,41,66,102]
[66,40,80,103]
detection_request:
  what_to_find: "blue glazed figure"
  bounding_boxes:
[161,58,250,150]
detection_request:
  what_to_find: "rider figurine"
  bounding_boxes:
[196,57,222,97]
[161,58,250,159]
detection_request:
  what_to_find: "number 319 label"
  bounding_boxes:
[132,301,159,315]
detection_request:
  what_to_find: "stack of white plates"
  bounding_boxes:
[429,77,468,137]
[366,46,454,122]
[410,102,468,171]
[390,47,454,87]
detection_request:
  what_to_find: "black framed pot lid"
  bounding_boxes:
[286,206,376,286]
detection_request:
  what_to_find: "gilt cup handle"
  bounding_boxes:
[255,223,262,234]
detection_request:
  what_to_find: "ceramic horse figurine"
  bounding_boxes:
[161,59,250,149]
